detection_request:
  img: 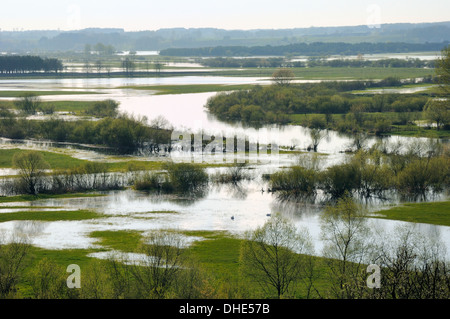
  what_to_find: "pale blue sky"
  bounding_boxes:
[1,0,449,31]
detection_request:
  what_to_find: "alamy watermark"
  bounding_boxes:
[366,4,382,29]
[366,264,381,289]
[67,264,81,289]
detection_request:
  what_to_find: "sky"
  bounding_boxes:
[1,0,449,31]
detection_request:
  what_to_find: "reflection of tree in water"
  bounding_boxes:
[210,181,249,200]
[162,188,209,207]
[270,200,323,219]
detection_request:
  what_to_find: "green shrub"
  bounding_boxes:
[165,162,209,193]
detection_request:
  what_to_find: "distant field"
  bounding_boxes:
[0,66,436,80]
[119,84,257,94]
[0,100,101,114]
[0,209,102,222]
[0,148,89,169]
[0,90,103,97]
[210,66,435,80]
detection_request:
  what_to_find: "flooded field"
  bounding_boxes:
[0,74,448,261]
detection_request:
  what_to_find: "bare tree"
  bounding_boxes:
[129,231,187,298]
[13,151,50,195]
[372,225,449,299]
[308,128,326,152]
[320,195,373,298]
[240,214,313,298]
[271,68,295,86]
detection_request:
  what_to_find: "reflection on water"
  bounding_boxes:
[0,176,448,258]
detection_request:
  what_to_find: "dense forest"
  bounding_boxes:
[0,55,63,74]
[205,79,441,135]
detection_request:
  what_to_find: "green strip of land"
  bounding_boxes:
[0,100,100,114]
[210,66,435,80]
[370,201,450,226]
[0,149,89,169]
[119,84,257,95]
[0,90,103,97]
[0,209,102,222]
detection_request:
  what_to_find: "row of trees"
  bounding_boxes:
[0,55,63,74]
[306,57,436,68]
[199,57,436,69]
[160,41,448,57]
[7,152,127,196]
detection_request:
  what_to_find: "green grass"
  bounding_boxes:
[119,84,256,95]
[7,228,339,298]
[211,66,435,80]
[0,90,103,98]
[370,201,450,226]
[0,100,101,114]
[89,230,145,252]
[0,209,102,222]
[389,126,450,138]
[0,148,89,169]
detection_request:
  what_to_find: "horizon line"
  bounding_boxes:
[1,20,449,33]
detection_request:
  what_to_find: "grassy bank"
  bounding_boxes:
[0,100,100,114]
[370,201,450,226]
[118,84,257,95]
[0,209,102,222]
[0,148,89,169]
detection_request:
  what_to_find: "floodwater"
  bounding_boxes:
[0,75,448,260]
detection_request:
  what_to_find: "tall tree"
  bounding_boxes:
[240,214,313,298]
[435,45,450,96]
[271,68,295,86]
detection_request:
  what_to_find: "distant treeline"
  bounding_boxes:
[0,55,63,74]
[160,42,449,57]
[199,57,436,68]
